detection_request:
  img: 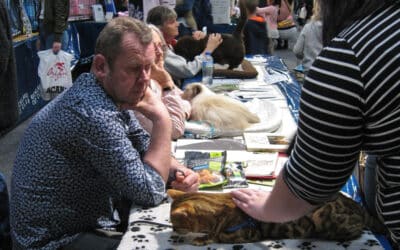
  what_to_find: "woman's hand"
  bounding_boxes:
[192,30,206,40]
[204,33,223,53]
[133,87,169,122]
[151,62,175,89]
[231,189,270,221]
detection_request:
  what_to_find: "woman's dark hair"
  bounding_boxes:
[320,0,395,46]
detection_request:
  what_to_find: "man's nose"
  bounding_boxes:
[139,68,151,82]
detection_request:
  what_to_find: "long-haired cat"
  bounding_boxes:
[174,0,248,69]
[181,83,260,131]
[167,189,386,246]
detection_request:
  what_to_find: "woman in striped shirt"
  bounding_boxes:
[232,0,400,246]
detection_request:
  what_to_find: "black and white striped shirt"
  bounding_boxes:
[283,4,400,243]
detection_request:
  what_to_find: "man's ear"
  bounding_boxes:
[92,54,108,82]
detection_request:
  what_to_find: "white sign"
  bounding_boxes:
[210,0,231,24]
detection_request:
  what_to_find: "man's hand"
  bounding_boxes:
[134,87,170,122]
[52,41,62,54]
[170,168,199,192]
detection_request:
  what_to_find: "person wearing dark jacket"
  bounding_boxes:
[0,0,19,135]
[38,0,69,53]
[243,0,270,55]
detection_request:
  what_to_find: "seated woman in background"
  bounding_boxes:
[146,5,222,86]
[243,0,270,55]
[134,24,191,140]
[292,0,322,74]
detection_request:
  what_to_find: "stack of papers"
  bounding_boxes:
[244,132,290,152]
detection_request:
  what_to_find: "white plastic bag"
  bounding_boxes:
[299,6,307,19]
[38,49,73,101]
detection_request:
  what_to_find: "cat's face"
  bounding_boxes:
[168,190,237,234]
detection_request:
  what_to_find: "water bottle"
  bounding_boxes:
[202,51,213,86]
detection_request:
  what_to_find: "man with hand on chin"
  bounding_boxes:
[11,17,198,250]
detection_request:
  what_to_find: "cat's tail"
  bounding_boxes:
[232,0,248,39]
[363,210,387,235]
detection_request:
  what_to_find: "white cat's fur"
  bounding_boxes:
[182,83,260,131]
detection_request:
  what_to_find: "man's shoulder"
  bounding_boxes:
[54,73,121,131]
[69,73,113,111]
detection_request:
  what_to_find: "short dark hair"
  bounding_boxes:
[244,0,260,14]
[146,6,177,27]
[95,17,152,69]
[320,0,394,46]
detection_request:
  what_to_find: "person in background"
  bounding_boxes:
[146,5,222,86]
[292,0,322,74]
[37,0,69,53]
[115,0,129,12]
[297,1,307,26]
[231,0,400,247]
[242,0,270,54]
[134,24,191,140]
[276,0,298,49]
[144,0,176,22]
[128,0,176,22]
[230,0,241,24]
[175,0,198,35]
[256,0,280,52]
[10,17,199,249]
[0,0,19,136]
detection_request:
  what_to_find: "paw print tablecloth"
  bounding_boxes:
[117,200,384,250]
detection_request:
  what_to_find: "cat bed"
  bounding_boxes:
[184,98,282,138]
[213,59,258,79]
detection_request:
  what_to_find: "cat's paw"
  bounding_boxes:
[192,236,214,246]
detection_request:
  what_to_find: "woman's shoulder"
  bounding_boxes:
[304,20,322,31]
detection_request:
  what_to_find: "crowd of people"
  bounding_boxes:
[1,0,400,249]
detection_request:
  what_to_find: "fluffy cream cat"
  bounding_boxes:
[181,83,260,131]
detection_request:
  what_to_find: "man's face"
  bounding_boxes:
[102,33,155,106]
[161,18,179,40]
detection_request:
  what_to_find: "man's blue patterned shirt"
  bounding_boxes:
[10,73,166,249]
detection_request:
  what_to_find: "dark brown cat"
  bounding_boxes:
[174,0,247,69]
[167,189,386,246]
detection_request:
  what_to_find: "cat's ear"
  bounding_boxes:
[167,189,185,199]
[170,206,189,218]
[192,84,203,96]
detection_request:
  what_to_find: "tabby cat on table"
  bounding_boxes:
[168,189,386,246]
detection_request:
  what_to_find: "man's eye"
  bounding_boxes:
[131,66,141,72]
